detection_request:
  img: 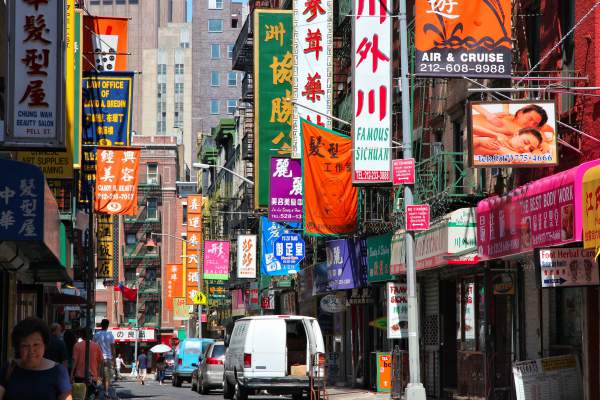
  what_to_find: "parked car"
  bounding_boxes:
[191,341,225,394]
[223,316,325,400]
[172,338,215,387]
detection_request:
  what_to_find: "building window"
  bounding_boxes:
[157,120,166,135]
[209,0,223,9]
[208,19,223,33]
[227,72,237,86]
[175,83,184,94]
[90,0,100,4]
[95,302,107,320]
[227,99,237,114]
[211,71,220,87]
[227,44,234,59]
[126,233,137,245]
[232,18,239,29]
[102,0,112,4]
[210,100,220,115]
[129,0,138,3]
[175,64,184,75]
[183,204,188,224]
[116,0,126,4]
[147,163,158,184]
[157,83,166,96]
[211,44,220,59]
[147,198,158,220]
[158,64,167,74]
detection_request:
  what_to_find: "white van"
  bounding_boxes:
[223,315,326,400]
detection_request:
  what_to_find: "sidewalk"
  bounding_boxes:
[326,387,392,400]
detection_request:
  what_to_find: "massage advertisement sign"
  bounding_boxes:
[415,0,511,77]
[468,101,557,167]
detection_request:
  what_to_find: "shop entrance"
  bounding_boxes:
[440,279,457,397]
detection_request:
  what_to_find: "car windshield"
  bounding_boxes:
[211,344,225,358]
[184,341,203,354]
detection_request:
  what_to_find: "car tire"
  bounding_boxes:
[191,378,197,392]
[234,382,248,400]
[174,376,182,387]
[223,376,234,399]
[200,378,209,395]
[171,374,176,386]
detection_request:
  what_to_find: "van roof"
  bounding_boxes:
[238,315,316,322]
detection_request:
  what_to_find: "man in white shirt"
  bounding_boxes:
[93,319,116,394]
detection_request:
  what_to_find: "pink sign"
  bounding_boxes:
[406,205,430,231]
[477,160,600,260]
[203,240,230,280]
[393,159,415,185]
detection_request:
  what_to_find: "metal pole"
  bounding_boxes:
[399,0,426,398]
[197,243,202,339]
[84,190,94,382]
[133,275,139,376]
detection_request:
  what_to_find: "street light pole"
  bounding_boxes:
[399,0,426,399]
[133,272,140,375]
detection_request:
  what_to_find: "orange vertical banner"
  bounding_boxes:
[301,119,358,235]
[165,264,183,311]
[94,147,140,215]
[83,16,129,71]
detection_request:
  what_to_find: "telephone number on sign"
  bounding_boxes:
[419,63,506,74]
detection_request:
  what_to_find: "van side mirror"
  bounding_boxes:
[224,333,230,347]
[192,363,198,367]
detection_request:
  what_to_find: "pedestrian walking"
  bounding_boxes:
[70,329,103,398]
[92,319,115,397]
[45,323,68,369]
[114,354,126,381]
[135,351,148,385]
[155,356,166,386]
[0,317,72,400]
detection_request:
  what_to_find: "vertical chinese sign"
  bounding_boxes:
[96,213,114,278]
[352,0,392,184]
[237,235,257,279]
[7,0,64,149]
[254,10,293,208]
[367,233,392,283]
[292,0,333,158]
[301,119,358,235]
[204,241,230,280]
[165,264,183,311]
[415,0,511,78]
[185,195,202,304]
[269,158,303,222]
[94,147,140,215]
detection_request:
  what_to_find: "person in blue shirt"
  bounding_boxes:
[136,350,148,385]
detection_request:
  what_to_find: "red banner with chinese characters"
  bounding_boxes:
[165,264,183,311]
[83,16,128,71]
[94,147,140,215]
[185,195,202,304]
[302,119,358,235]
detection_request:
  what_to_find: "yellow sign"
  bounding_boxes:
[16,152,72,179]
[96,215,114,278]
[582,165,600,249]
[193,292,207,305]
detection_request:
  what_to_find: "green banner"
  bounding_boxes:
[254,10,293,208]
[367,233,393,282]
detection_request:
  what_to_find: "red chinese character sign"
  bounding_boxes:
[352,0,392,184]
[292,0,333,159]
[94,147,140,215]
[237,235,257,279]
[406,205,430,231]
[6,0,65,149]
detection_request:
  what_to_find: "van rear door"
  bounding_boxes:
[246,318,286,377]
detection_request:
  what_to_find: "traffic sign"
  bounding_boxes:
[273,233,305,266]
[392,158,415,185]
[406,204,430,231]
[192,291,207,305]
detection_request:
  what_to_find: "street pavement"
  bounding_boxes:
[113,378,392,400]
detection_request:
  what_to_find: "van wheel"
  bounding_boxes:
[174,376,182,387]
[223,377,233,399]
[234,382,248,400]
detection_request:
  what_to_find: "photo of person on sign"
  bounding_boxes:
[470,102,556,165]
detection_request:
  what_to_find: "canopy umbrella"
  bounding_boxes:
[149,344,172,353]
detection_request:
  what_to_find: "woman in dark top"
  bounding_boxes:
[0,317,72,400]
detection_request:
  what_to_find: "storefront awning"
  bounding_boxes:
[476,159,600,260]
[0,159,71,282]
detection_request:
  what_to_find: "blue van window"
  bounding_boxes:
[184,341,203,354]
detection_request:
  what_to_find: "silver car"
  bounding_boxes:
[195,341,225,394]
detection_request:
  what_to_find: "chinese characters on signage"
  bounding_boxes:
[165,264,183,311]
[302,119,358,235]
[254,10,293,207]
[96,214,115,278]
[468,101,557,167]
[367,233,392,282]
[260,216,301,276]
[273,233,305,267]
[415,0,512,77]
[237,234,257,279]
[173,297,190,321]
[387,282,408,339]
[538,248,600,288]
[352,0,392,184]
[7,0,64,148]
[582,165,600,249]
[94,147,140,215]
[269,158,303,222]
[203,240,230,280]
[185,195,202,304]
[292,0,332,158]
[326,239,359,290]
[109,327,155,342]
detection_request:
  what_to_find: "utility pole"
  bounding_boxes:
[133,273,140,374]
[399,0,426,398]
[197,243,203,339]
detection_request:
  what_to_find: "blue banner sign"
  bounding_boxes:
[274,233,305,266]
[260,216,301,276]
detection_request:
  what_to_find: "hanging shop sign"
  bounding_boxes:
[83,16,128,71]
[273,233,305,267]
[538,247,599,288]
[94,147,140,215]
[269,158,303,222]
[415,0,512,78]
[492,273,516,295]
[387,282,408,339]
[320,293,346,314]
[203,240,230,280]
[477,160,600,260]
[302,119,358,235]
[367,233,392,282]
[326,239,360,290]
[165,264,183,311]
[513,355,583,400]
[186,194,203,251]
[348,287,374,305]
[260,216,301,276]
[109,327,156,343]
[237,234,257,279]
[96,214,114,278]
[254,9,293,207]
[582,165,600,249]
[406,204,430,231]
[352,0,392,184]
[468,101,557,167]
[173,297,190,321]
[207,281,227,299]
[392,159,415,185]
[292,0,333,158]
[6,0,64,149]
